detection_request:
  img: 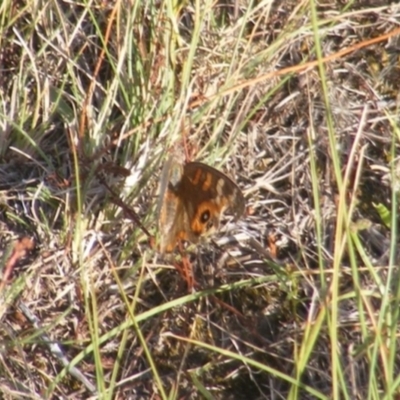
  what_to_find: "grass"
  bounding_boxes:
[1,0,400,398]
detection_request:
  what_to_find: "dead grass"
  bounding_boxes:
[1,0,400,398]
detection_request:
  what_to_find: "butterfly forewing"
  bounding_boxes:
[157,159,245,253]
[183,162,245,219]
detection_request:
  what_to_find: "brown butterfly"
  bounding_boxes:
[157,157,245,253]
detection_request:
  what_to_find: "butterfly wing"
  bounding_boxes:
[157,159,245,253]
[157,159,188,253]
[178,162,245,241]
[183,162,245,219]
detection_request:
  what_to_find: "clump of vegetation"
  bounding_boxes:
[1,0,399,398]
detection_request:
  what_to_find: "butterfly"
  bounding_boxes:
[157,157,245,253]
